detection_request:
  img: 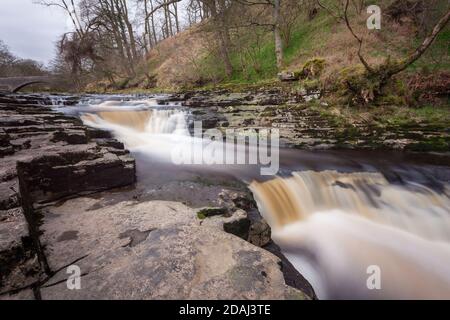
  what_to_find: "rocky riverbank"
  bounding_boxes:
[0,93,135,297]
[168,88,449,152]
[0,93,315,300]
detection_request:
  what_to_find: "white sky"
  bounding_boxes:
[0,0,69,64]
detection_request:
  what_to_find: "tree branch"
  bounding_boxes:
[316,0,344,21]
[342,0,374,73]
[145,0,183,19]
[388,8,450,76]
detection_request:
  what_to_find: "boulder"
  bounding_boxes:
[197,207,228,219]
[248,219,271,247]
[278,71,300,82]
[37,197,311,300]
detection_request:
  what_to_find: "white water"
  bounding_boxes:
[81,109,192,162]
[81,106,276,175]
[77,98,450,300]
[250,171,450,299]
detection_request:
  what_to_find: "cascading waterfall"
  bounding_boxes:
[250,171,450,299]
[77,98,450,299]
[145,109,190,135]
[81,108,191,160]
[81,109,189,136]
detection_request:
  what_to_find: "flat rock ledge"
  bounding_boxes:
[38,198,308,300]
[0,94,136,297]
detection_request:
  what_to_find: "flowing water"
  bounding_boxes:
[53,94,450,300]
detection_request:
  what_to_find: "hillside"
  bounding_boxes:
[125,1,449,91]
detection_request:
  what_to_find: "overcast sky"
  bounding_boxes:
[0,0,69,65]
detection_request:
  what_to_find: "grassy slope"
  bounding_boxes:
[139,3,448,90]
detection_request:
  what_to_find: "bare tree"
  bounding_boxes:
[273,0,283,69]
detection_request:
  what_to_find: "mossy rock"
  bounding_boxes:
[336,65,383,105]
[197,207,228,219]
[378,94,407,106]
[335,55,414,106]
[300,58,326,79]
[405,137,450,152]
[301,79,322,92]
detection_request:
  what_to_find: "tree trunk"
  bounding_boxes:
[219,29,234,77]
[149,0,158,45]
[163,0,171,38]
[273,0,283,70]
[143,0,152,51]
[173,2,180,33]
[119,0,138,60]
[211,0,233,77]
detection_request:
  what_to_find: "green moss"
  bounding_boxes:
[197,212,207,220]
[406,137,450,152]
[301,58,326,79]
[378,94,406,106]
[196,207,228,219]
[302,78,321,92]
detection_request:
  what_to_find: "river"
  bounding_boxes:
[52,93,450,300]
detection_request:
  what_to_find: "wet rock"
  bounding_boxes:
[94,138,124,150]
[183,89,293,108]
[86,128,113,139]
[51,130,88,145]
[264,241,316,299]
[119,228,154,247]
[223,209,251,240]
[0,93,316,300]
[248,219,271,247]
[0,146,14,157]
[201,118,220,129]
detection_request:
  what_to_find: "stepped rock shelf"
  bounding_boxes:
[0,94,314,300]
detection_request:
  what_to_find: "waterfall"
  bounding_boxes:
[77,98,450,299]
[145,109,190,135]
[81,108,190,161]
[81,109,189,136]
[250,171,450,299]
